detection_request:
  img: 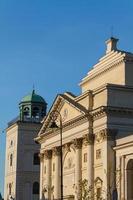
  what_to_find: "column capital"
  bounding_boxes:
[63,142,71,153]
[95,128,117,143]
[44,150,52,159]
[83,133,94,145]
[39,153,44,162]
[72,138,82,149]
[52,146,61,156]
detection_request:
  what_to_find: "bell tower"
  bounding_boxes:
[4,90,47,200]
[19,89,47,122]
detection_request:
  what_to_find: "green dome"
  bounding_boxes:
[21,90,46,104]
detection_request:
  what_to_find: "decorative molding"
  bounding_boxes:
[95,128,117,143]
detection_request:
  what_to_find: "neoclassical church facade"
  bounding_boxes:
[36,38,133,200]
[4,90,47,200]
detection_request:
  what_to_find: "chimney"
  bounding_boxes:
[105,37,119,54]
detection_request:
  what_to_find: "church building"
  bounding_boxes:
[36,38,133,200]
[4,90,47,200]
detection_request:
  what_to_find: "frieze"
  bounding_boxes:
[95,128,117,143]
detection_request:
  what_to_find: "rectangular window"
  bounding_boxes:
[96,149,101,159]
[84,153,87,162]
[97,188,101,200]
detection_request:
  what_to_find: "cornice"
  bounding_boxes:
[91,106,133,120]
[114,141,133,150]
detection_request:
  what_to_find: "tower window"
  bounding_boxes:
[33,182,39,194]
[23,107,30,117]
[97,187,101,200]
[32,107,39,118]
[33,153,40,165]
[10,154,13,166]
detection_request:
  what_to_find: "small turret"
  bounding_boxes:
[106,37,119,54]
[19,90,47,122]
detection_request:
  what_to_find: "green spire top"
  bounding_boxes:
[20,90,46,104]
[19,90,47,122]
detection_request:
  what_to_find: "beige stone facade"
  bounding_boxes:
[36,37,133,200]
[4,122,41,200]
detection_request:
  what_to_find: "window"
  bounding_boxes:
[32,107,39,118]
[33,153,40,165]
[96,149,101,159]
[84,153,87,163]
[23,107,30,117]
[10,154,13,166]
[9,183,12,195]
[53,163,55,172]
[10,140,13,147]
[33,182,39,195]
[97,188,101,200]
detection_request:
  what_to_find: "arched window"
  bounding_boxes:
[10,154,13,166]
[33,182,39,195]
[33,153,40,165]
[32,107,39,118]
[23,107,30,117]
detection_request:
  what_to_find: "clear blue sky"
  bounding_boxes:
[0,0,133,196]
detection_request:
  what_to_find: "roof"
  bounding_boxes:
[20,90,46,104]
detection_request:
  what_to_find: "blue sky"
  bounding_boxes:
[0,0,133,195]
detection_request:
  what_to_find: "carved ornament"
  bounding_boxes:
[95,128,117,143]
[83,133,94,145]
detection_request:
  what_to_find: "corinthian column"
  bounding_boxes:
[73,138,82,200]
[53,146,61,200]
[83,134,94,187]
[44,150,52,200]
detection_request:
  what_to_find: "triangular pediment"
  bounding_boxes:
[38,93,87,135]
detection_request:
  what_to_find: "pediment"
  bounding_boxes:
[38,93,87,135]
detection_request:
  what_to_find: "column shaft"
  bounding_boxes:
[87,144,93,187]
[53,147,61,200]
